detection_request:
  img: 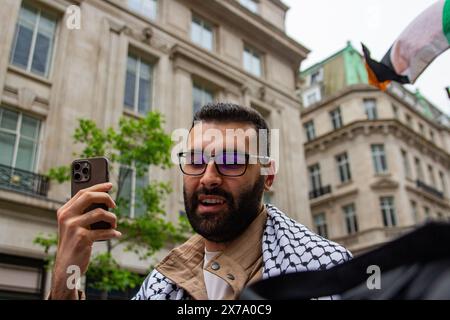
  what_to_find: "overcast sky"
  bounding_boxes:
[284,0,450,116]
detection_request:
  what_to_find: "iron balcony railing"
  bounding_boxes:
[309,185,332,200]
[0,164,49,197]
[416,179,444,199]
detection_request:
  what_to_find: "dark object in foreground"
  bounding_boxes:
[240,222,450,300]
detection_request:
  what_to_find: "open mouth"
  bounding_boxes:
[197,195,227,213]
[199,198,225,206]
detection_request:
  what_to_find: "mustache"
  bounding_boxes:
[193,187,234,204]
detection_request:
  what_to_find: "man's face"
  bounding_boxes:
[182,121,272,243]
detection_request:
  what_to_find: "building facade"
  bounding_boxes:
[299,43,450,255]
[0,0,311,298]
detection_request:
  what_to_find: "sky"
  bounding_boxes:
[284,0,450,116]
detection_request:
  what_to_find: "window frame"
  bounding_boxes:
[314,212,328,238]
[192,81,214,115]
[243,45,263,77]
[127,0,158,20]
[308,163,322,191]
[401,149,411,179]
[0,107,41,172]
[364,98,378,120]
[10,2,58,78]
[343,203,358,235]
[371,144,388,174]
[380,196,397,227]
[303,120,316,142]
[239,0,259,14]
[329,107,343,130]
[118,164,149,219]
[191,15,214,51]
[124,52,154,115]
[336,152,352,184]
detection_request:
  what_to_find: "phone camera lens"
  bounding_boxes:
[74,163,81,171]
[74,173,82,181]
[82,167,89,174]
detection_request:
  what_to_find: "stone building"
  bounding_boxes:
[0,0,310,298]
[298,43,450,255]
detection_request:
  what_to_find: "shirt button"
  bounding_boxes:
[211,262,220,270]
[227,274,235,281]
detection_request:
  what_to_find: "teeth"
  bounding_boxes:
[201,199,224,204]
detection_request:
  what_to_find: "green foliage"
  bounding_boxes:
[34,111,192,298]
[86,253,144,292]
[47,166,70,183]
[33,233,58,269]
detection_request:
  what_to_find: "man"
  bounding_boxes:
[50,103,351,300]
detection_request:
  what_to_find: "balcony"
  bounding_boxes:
[416,180,444,199]
[0,164,49,197]
[309,185,332,199]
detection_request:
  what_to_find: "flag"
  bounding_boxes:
[363,0,450,90]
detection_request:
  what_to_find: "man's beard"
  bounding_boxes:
[183,177,265,243]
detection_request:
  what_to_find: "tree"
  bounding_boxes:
[34,112,191,299]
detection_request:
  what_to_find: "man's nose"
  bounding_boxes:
[199,162,222,189]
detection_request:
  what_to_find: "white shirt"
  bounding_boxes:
[203,249,233,300]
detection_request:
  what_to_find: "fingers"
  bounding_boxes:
[88,228,122,242]
[78,208,117,229]
[64,182,113,210]
[63,191,116,220]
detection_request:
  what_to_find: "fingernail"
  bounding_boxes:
[115,231,122,237]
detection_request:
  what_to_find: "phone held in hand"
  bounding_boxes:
[71,157,112,230]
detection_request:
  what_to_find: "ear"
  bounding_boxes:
[263,160,275,191]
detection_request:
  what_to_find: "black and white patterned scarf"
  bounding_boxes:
[132,204,352,300]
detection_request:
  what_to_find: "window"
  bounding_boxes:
[343,203,358,234]
[414,157,424,181]
[419,123,425,136]
[128,0,157,20]
[427,165,436,187]
[329,107,343,130]
[193,83,214,115]
[118,165,148,218]
[392,104,399,119]
[243,46,262,77]
[380,196,397,227]
[308,164,322,191]
[310,70,322,85]
[336,152,352,183]
[371,144,387,174]
[239,0,258,13]
[0,107,40,172]
[191,16,213,51]
[10,2,57,77]
[410,200,418,223]
[0,253,46,300]
[429,130,435,143]
[314,213,328,238]
[303,120,316,142]
[406,114,412,127]
[306,92,319,105]
[401,149,411,178]
[423,206,431,220]
[364,99,378,120]
[439,171,447,196]
[124,53,153,115]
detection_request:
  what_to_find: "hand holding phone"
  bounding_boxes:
[49,158,122,299]
[71,157,112,230]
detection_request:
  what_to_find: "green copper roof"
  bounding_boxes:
[343,45,368,85]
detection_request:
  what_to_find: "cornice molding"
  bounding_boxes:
[305,120,450,169]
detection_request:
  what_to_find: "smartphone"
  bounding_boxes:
[71,157,112,230]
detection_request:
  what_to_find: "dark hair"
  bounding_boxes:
[191,102,270,156]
